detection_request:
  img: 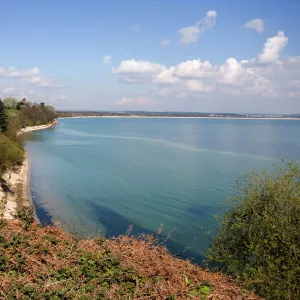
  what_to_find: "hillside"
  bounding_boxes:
[0,216,260,299]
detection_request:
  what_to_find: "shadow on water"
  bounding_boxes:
[31,189,53,226]
[34,203,53,226]
[32,196,206,264]
[86,199,205,264]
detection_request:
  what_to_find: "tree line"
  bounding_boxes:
[0,97,57,176]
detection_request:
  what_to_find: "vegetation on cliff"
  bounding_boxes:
[0,98,57,176]
[0,217,259,299]
[1,100,299,299]
[207,161,300,299]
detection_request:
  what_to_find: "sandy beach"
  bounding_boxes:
[1,123,55,219]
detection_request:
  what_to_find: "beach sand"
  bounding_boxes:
[1,123,55,219]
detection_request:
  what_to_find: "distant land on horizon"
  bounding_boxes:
[57,111,300,119]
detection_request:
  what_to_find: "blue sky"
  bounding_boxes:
[1,0,300,113]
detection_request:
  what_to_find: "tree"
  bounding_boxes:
[40,102,45,108]
[0,99,8,132]
[0,133,24,176]
[16,98,27,110]
[3,97,18,109]
[207,161,300,299]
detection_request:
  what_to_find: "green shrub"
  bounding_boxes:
[207,161,300,299]
[0,133,24,176]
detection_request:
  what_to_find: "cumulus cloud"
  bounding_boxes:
[160,40,170,46]
[153,67,179,85]
[103,55,111,64]
[0,65,62,88]
[175,60,215,78]
[259,31,288,63]
[112,31,298,103]
[27,76,61,88]
[244,19,264,33]
[113,60,164,74]
[186,80,214,92]
[112,60,164,83]
[178,10,217,44]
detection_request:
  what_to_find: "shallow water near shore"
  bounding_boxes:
[25,118,300,263]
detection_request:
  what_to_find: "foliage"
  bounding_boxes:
[0,100,8,133]
[3,97,18,110]
[0,98,57,178]
[0,133,24,176]
[17,99,57,127]
[207,161,300,299]
[0,220,260,299]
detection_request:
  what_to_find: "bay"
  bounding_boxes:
[25,118,300,262]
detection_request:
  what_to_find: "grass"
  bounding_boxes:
[0,216,260,299]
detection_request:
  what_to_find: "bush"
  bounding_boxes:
[207,161,300,299]
[0,133,24,176]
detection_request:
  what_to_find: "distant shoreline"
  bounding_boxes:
[59,115,300,121]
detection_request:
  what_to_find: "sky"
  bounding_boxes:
[1,0,300,113]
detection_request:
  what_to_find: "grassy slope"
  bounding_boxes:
[0,217,260,300]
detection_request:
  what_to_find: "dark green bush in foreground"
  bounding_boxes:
[207,161,300,299]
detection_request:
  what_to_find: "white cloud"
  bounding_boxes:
[244,19,264,33]
[153,67,179,84]
[0,65,62,89]
[160,40,170,46]
[27,76,43,84]
[116,97,151,106]
[112,31,299,104]
[175,60,215,78]
[113,60,164,74]
[219,58,243,85]
[27,76,61,88]
[103,55,111,64]
[113,60,164,83]
[186,80,215,92]
[178,10,217,44]
[259,31,288,63]
[8,67,40,77]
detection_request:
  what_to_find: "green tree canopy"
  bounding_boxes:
[207,161,300,299]
[3,97,18,109]
[0,134,24,176]
[0,100,8,132]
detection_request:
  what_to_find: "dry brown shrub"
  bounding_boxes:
[0,220,261,299]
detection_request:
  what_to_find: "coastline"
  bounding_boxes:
[1,123,56,220]
[59,115,300,120]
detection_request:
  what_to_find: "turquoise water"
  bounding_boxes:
[25,118,300,262]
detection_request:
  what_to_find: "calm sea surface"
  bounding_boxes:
[25,118,300,262]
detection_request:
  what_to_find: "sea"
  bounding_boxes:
[24,117,300,263]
